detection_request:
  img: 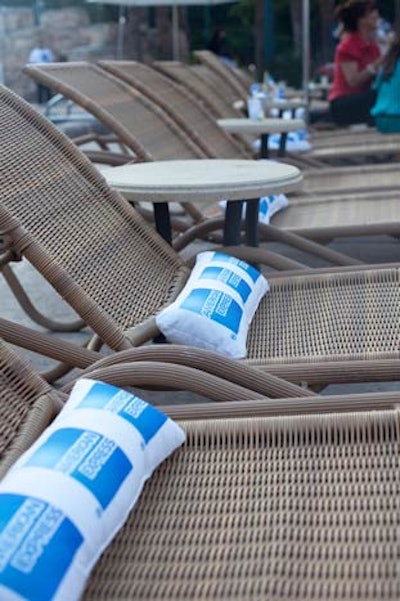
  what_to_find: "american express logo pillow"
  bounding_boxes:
[156,251,269,358]
[0,379,185,601]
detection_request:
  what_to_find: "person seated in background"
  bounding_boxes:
[371,32,400,132]
[328,0,383,126]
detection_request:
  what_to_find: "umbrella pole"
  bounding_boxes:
[117,5,126,59]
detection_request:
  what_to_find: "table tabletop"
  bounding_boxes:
[217,118,307,159]
[264,98,307,112]
[217,117,306,135]
[103,159,302,247]
[102,159,303,203]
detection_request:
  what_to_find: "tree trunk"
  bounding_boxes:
[156,6,172,59]
[317,0,335,64]
[254,0,264,79]
[289,0,302,59]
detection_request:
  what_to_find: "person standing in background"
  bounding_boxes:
[28,38,55,104]
[328,0,383,126]
[207,26,237,68]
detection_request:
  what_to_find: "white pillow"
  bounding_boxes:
[219,194,288,225]
[259,194,289,222]
[156,251,269,358]
[0,379,185,601]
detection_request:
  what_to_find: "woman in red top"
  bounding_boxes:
[329,0,382,126]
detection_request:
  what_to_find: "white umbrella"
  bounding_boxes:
[86,0,237,60]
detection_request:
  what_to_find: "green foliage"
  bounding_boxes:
[230,0,253,28]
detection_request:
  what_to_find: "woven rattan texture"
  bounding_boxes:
[194,62,245,106]
[193,50,249,98]
[312,140,400,160]
[302,163,400,193]
[0,340,51,464]
[0,88,188,342]
[247,268,400,363]
[311,131,400,151]
[101,61,245,160]
[155,62,241,119]
[272,191,400,231]
[84,411,400,600]
[29,63,204,161]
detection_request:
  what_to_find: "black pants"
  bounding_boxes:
[37,83,52,104]
[329,89,377,126]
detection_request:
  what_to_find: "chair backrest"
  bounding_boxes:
[193,49,250,98]
[154,60,243,119]
[0,85,189,351]
[24,62,206,162]
[233,63,256,92]
[98,59,249,160]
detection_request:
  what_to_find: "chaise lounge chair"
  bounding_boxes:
[1,336,400,600]
[97,60,400,251]
[99,59,400,202]
[24,61,400,265]
[1,335,302,477]
[156,58,400,167]
[24,60,371,268]
[1,85,400,393]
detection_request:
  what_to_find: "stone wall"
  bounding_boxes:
[0,5,192,101]
[0,6,118,100]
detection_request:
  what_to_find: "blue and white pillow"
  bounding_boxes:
[156,251,269,358]
[268,130,311,153]
[0,379,185,601]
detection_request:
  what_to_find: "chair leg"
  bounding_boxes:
[2,264,86,332]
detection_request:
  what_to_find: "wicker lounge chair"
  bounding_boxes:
[24,61,400,264]
[193,49,250,98]
[1,336,400,600]
[24,60,294,165]
[1,85,400,392]
[1,336,305,477]
[155,60,247,119]
[100,60,400,198]
[97,60,400,250]
[156,59,400,166]
[101,403,400,600]
[24,61,373,268]
[155,60,314,166]
[97,59,249,160]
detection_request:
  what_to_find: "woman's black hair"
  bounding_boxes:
[335,0,378,32]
